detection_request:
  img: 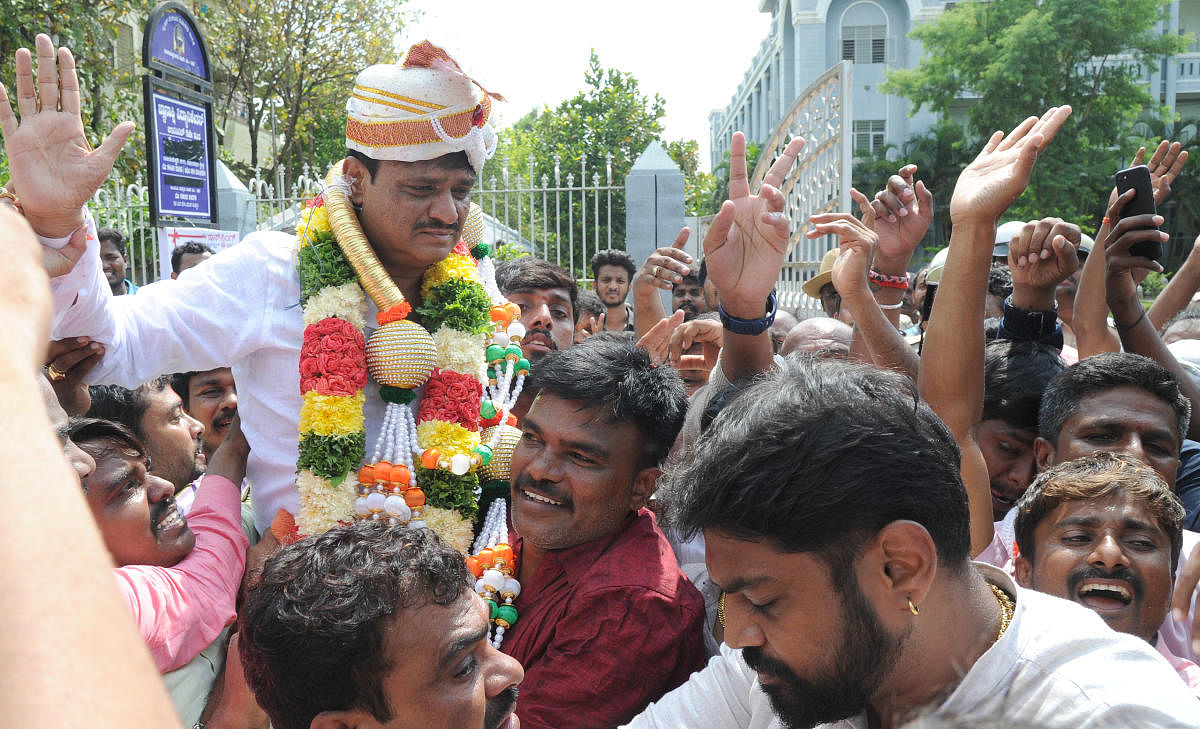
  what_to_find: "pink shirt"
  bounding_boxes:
[113,474,248,673]
[1158,633,1200,696]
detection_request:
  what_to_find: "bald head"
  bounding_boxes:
[782,317,852,358]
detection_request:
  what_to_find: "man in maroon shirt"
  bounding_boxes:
[505,335,707,729]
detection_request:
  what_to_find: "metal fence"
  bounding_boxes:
[90,181,155,285]
[751,61,853,312]
[475,154,623,281]
[91,156,625,286]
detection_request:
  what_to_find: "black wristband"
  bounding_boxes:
[719,291,778,335]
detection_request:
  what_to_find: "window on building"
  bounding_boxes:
[841,25,887,64]
[853,120,886,155]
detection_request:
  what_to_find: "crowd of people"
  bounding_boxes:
[5,31,1200,729]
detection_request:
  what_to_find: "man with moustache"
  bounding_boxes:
[12,36,502,533]
[501,336,706,729]
[1013,453,1200,692]
[239,521,524,729]
[671,271,710,321]
[629,356,1199,729]
[171,367,238,459]
[69,416,250,725]
[496,257,578,361]
[87,377,207,500]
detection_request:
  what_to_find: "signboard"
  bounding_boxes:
[157,226,241,281]
[149,89,214,222]
[143,2,217,227]
[143,2,211,86]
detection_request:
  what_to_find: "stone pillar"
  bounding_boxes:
[215,160,256,236]
[626,142,686,312]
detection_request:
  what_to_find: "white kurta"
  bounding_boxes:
[625,565,1200,729]
[50,223,388,533]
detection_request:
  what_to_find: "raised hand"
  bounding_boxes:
[864,164,933,272]
[637,310,685,366]
[809,189,880,303]
[703,132,805,317]
[1102,189,1167,315]
[0,34,134,237]
[949,106,1072,225]
[1008,218,1081,300]
[635,226,693,292]
[1110,140,1189,207]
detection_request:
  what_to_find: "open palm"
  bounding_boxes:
[949,107,1072,224]
[0,36,133,236]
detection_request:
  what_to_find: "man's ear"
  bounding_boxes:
[629,466,660,512]
[865,520,937,615]
[341,156,367,206]
[1034,436,1056,473]
[1013,555,1034,588]
[311,708,375,729]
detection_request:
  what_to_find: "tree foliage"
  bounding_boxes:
[885,0,1188,225]
[0,1,144,181]
[205,0,407,180]
[482,51,708,272]
[665,138,717,217]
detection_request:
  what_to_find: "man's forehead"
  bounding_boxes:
[1044,493,1166,535]
[1071,387,1178,434]
[386,593,485,671]
[511,288,571,304]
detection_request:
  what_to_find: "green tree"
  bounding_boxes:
[664,138,717,216]
[205,0,407,181]
[482,51,707,272]
[886,0,1188,225]
[0,2,143,181]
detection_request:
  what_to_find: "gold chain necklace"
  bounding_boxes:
[989,583,1015,643]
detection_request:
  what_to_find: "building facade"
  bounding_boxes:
[711,0,1200,171]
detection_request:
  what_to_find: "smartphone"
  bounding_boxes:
[1114,165,1161,261]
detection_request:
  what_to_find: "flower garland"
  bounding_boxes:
[293,166,529,554]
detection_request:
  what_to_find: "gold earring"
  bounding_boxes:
[907,598,920,616]
[718,591,728,628]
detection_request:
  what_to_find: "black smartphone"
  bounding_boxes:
[1114,165,1161,261]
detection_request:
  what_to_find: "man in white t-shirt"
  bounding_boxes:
[630,355,1199,729]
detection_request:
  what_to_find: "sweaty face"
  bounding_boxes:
[707,532,902,729]
[141,386,206,493]
[510,394,650,551]
[350,156,475,277]
[79,443,195,567]
[367,592,523,729]
[977,419,1037,520]
[99,240,127,288]
[186,368,237,456]
[1042,387,1181,487]
[506,288,574,361]
[1016,492,1173,643]
[595,265,630,306]
[672,280,709,321]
